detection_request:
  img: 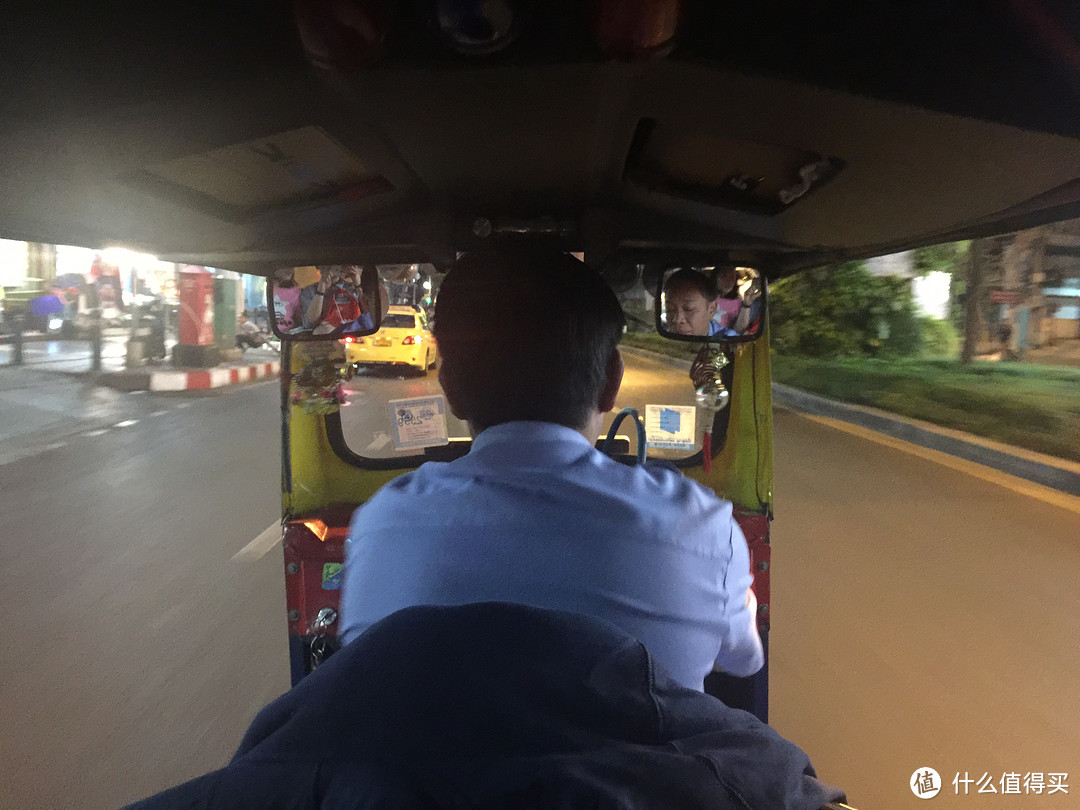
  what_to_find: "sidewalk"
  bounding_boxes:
[1016,337,1080,368]
[0,336,280,392]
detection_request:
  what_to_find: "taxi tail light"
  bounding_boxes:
[401,335,418,345]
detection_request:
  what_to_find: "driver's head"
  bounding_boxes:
[434,246,625,433]
[663,269,718,336]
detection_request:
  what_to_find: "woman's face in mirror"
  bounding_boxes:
[340,266,363,286]
[716,268,738,296]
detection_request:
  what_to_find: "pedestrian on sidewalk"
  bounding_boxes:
[235,311,268,351]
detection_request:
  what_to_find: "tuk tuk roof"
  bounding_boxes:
[5,1,1080,277]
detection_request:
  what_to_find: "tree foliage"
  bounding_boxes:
[911,241,968,276]
[770,261,924,358]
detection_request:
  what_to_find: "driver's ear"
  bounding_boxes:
[438,365,467,420]
[598,348,624,413]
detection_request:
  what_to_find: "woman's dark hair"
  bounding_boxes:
[434,247,625,432]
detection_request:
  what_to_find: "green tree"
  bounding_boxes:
[770,261,922,358]
[911,241,968,276]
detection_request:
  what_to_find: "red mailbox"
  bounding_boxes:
[178,265,214,346]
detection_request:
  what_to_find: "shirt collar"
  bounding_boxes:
[468,421,596,465]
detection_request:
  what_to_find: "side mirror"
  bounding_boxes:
[268,265,387,340]
[655,266,766,343]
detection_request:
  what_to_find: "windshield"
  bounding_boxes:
[382,314,419,329]
[335,264,745,464]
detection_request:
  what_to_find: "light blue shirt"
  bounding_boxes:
[339,421,764,690]
[708,320,738,337]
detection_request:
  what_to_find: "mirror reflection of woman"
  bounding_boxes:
[303,266,372,335]
[272,267,303,332]
[712,267,761,335]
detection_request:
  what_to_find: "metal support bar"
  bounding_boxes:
[90,312,102,372]
[12,316,24,365]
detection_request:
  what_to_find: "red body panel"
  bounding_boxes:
[282,505,355,639]
[734,509,771,632]
[284,504,771,638]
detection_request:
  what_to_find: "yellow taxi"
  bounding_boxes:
[343,305,437,373]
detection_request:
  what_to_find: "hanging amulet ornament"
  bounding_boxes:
[690,344,730,474]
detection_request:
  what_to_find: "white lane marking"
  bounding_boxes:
[232,522,283,562]
[114,419,138,428]
[150,410,169,417]
[83,429,109,437]
[41,441,67,452]
[795,411,1080,517]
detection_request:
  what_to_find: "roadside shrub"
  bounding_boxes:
[919,317,959,358]
[770,261,923,359]
[880,297,923,358]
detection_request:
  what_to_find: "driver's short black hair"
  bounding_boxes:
[434,246,625,432]
[663,268,717,300]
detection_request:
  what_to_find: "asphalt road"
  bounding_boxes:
[0,377,289,810]
[768,407,1080,809]
[1,354,1077,809]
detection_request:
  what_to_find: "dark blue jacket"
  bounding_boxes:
[125,603,845,809]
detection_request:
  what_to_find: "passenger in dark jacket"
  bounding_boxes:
[124,602,846,809]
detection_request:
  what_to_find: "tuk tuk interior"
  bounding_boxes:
[7,2,1080,806]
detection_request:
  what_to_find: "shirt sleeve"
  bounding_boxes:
[713,518,765,677]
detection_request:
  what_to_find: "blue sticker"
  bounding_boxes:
[322,562,343,590]
[659,407,681,434]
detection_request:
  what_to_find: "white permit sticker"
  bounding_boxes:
[644,404,696,450]
[388,396,450,450]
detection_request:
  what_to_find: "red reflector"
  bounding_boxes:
[301,519,329,542]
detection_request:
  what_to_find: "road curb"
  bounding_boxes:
[773,383,1080,498]
[149,361,281,392]
[97,361,281,392]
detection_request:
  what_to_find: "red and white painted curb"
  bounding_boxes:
[148,361,280,392]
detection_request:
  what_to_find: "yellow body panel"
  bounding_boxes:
[283,344,404,516]
[683,329,774,517]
